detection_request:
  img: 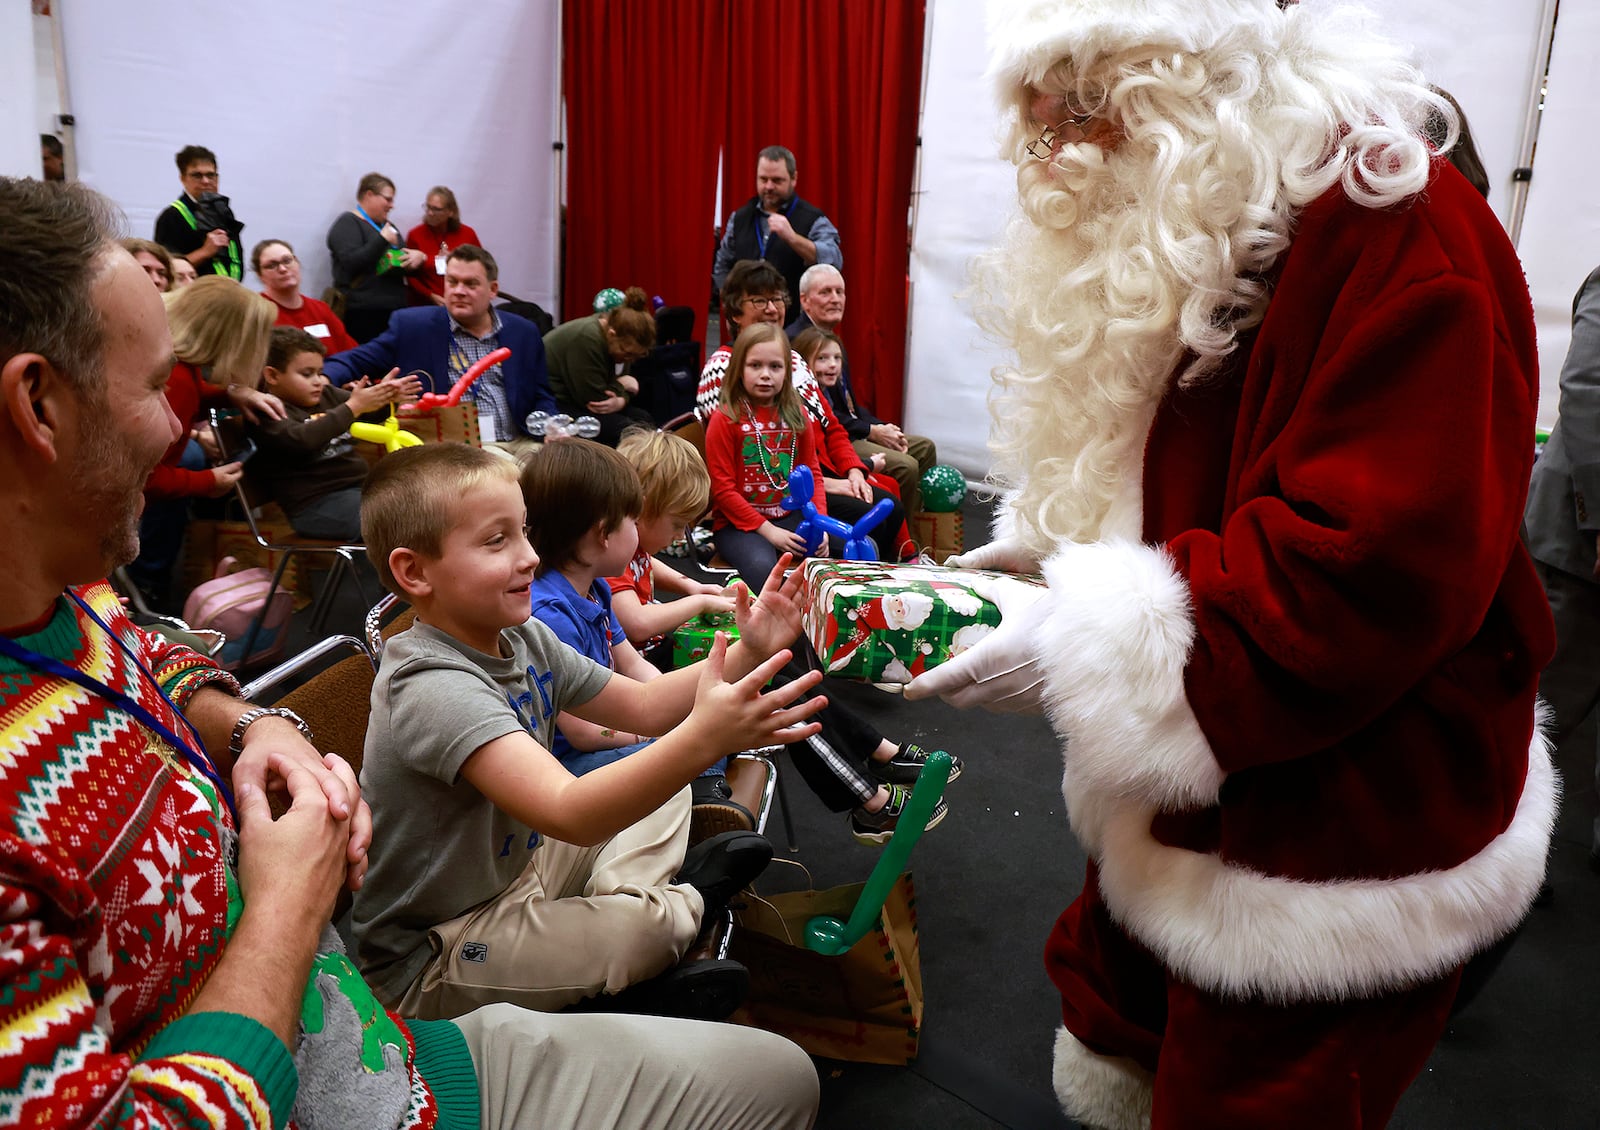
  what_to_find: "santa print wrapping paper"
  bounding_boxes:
[800,560,1042,684]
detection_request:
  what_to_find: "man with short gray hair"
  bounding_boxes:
[788,263,937,512]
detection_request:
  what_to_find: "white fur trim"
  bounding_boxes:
[1035,540,1223,848]
[1096,730,1558,1002]
[1053,1026,1153,1130]
[987,0,1282,93]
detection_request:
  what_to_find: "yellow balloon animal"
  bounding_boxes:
[349,407,423,453]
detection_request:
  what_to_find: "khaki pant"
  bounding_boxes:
[400,787,702,1018]
[853,433,937,514]
[455,1002,820,1129]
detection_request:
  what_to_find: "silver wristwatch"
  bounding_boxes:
[229,706,314,759]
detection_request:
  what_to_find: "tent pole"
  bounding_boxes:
[1506,0,1559,246]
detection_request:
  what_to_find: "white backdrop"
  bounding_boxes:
[0,3,39,176]
[907,1,1564,475]
[53,0,561,310]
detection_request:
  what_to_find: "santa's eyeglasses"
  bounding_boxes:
[1026,109,1101,161]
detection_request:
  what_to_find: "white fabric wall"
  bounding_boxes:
[908,1,1557,476]
[0,3,39,176]
[56,0,560,309]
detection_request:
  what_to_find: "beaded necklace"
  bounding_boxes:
[744,403,797,490]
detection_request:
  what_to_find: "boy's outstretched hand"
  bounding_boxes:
[731,553,808,660]
[689,633,825,755]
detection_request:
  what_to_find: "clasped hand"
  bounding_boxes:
[233,720,372,896]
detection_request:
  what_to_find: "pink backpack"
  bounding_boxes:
[182,557,294,671]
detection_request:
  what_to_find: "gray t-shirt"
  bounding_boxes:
[351,617,612,999]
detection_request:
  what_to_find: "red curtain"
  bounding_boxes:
[564,1,926,419]
[719,0,926,421]
[562,0,728,322]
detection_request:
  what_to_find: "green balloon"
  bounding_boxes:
[920,464,966,512]
[804,751,952,955]
[592,287,625,313]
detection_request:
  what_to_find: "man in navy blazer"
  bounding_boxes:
[325,245,555,450]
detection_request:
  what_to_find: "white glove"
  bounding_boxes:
[904,574,1049,713]
[945,536,1042,575]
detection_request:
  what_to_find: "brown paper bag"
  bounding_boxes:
[729,872,923,1065]
[909,510,964,563]
[397,402,481,447]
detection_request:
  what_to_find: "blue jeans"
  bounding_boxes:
[289,486,364,541]
[560,739,727,780]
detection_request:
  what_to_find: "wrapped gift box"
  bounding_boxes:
[800,560,1040,684]
[908,510,964,564]
[671,605,742,668]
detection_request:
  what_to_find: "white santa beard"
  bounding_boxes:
[973,109,1300,559]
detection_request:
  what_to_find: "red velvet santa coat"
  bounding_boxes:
[1033,165,1557,1004]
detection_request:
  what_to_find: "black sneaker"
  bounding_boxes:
[674,830,772,918]
[850,784,949,846]
[690,774,755,842]
[868,743,964,787]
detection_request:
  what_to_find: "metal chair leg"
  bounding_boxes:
[240,551,295,662]
[774,754,799,853]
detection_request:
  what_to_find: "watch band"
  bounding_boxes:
[229,706,314,759]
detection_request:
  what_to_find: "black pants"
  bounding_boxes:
[826,485,905,561]
[776,654,884,812]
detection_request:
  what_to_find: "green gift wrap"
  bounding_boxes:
[799,560,1042,685]
[671,604,741,668]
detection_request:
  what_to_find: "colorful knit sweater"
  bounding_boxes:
[0,582,477,1129]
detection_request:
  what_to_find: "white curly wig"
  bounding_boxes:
[974,0,1454,556]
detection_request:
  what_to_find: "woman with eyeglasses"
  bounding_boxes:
[405,185,481,307]
[327,172,428,343]
[251,239,357,355]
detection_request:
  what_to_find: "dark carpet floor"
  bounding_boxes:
[285,489,1600,1130]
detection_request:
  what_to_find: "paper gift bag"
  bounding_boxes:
[182,509,310,606]
[730,873,923,1065]
[908,510,964,563]
[397,402,481,447]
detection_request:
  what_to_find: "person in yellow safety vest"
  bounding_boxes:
[153,144,244,281]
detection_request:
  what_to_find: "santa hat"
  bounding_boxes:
[986,0,1288,94]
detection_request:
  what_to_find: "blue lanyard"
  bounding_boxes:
[754,198,795,258]
[0,593,235,824]
[354,205,387,237]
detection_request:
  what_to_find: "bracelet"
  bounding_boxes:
[229,706,314,760]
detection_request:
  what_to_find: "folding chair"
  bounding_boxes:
[238,633,377,770]
[363,592,416,659]
[240,633,376,925]
[657,411,736,579]
[210,411,373,663]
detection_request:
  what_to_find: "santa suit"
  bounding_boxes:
[1018,165,1555,1127]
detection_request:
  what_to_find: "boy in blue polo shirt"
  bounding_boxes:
[522,440,697,777]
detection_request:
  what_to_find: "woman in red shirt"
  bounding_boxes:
[405,185,481,306]
[251,238,357,355]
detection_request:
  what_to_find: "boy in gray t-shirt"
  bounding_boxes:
[352,444,823,1021]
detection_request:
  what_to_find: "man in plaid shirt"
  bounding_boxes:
[326,245,555,456]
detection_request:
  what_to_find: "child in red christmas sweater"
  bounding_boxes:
[704,323,828,587]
